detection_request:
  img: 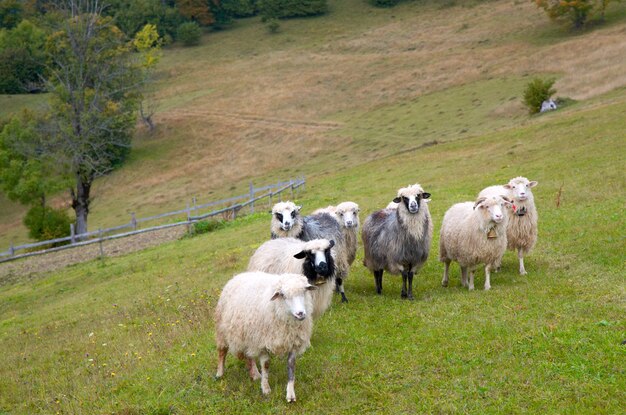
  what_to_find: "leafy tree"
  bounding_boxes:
[258,0,328,20]
[177,0,214,25]
[133,23,162,131]
[369,0,400,7]
[44,0,149,235]
[0,0,23,29]
[533,0,617,29]
[107,0,184,41]
[0,19,47,93]
[222,0,257,18]
[23,204,72,241]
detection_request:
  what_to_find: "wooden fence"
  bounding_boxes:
[0,177,305,264]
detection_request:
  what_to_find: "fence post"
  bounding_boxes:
[9,242,14,257]
[249,182,255,214]
[186,202,192,234]
[98,228,104,259]
[70,223,76,244]
[131,213,137,230]
[290,179,294,200]
[192,197,197,213]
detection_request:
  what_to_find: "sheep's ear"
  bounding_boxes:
[392,197,401,203]
[474,197,487,210]
[305,285,317,291]
[268,210,273,214]
[328,240,335,248]
[270,291,283,301]
[295,205,302,212]
[503,183,512,189]
[500,195,513,208]
[528,181,538,188]
[422,192,431,199]
[294,251,306,259]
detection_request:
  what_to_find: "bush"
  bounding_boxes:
[177,21,202,46]
[23,205,72,242]
[222,0,258,18]
[266,18,280,33]
[523,78,556,114]
[258,0,328,20]
[369,0,400,7]
[190,219,226,236]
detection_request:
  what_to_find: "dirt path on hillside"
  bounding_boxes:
[0,226,187,286]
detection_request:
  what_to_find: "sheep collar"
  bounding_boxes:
[512,204,527,217]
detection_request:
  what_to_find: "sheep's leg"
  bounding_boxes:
[246,357,261,381]
[374,270,383,295]
[442,260,451,287]
[468,269,475,291]
[259,353,271,395]
[286,351,297,403]
[401,271,408,298]
[484,264,492,291]
[407,271,415,301]
[518,248,527,275]
[215,346,228,379]
[336,277,348,303]
[460,266,468,288]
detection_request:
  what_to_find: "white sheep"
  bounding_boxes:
[215,272,316,402]
[479,177,538,275]
[248,237,336,319]
[271,201,302,239]
[362,184,433,300]
[439,196,512,291]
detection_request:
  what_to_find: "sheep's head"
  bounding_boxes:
[504,177,537,202]
[294,239,336,283]
[335,201,360,229]
[270,274,316,321]
[474,196,512,224]
[393,184,431,214]
[272,201,301,231]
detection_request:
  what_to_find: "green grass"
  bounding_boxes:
[0,90,624,413]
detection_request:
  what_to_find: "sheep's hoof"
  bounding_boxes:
[484,285,491,291]
[441,280,448,287]
[286,395,296,403]
[400,292,407,298]
[407,295,415,301]
[340,293,348,303]
[520,270,528,276]
[214,374,222,381]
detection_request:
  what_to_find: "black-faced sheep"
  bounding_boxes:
[270,201,351,303]
[362,184,433,300]
[439,196,512,291]
[215,272,316,402]
[479,177,538,275]
[248,238,336,319]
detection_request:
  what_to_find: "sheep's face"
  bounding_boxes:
[474,197,511,224]
[271,275,316,321]
[336,202,360,229]
[294,240,336,281]
[504,178,537,202]
[393,192,431,214]
[272,202,301,231]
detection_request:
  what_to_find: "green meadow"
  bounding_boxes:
[1,0,625,413]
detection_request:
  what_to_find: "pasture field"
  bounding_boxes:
[0,0,625,413]
[0,89,624,413]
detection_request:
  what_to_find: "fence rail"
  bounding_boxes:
[0,177,305,264]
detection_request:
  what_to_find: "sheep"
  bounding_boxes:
[479,177,538,275]
[362,184,433,300]
[248,237,337,319]
[270,201,303,239]
[310,202,361,302]
[540,99,557,113]
[270,201,351,303]
[439,196,512,291]
[215,271,317,402]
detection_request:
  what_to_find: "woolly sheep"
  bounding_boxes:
[439,196,512,291]
[362,184,433,300]
[540,99,557,113]
[479,177,538,275]
[270,202,351,303]
[248,237,337,319]
[215,272,317,402]
[311,201,361,302]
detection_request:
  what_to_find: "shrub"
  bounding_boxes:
[369,0,400,7]
[222,0,258,18]
[266,18,280,33]
[258,0,328,20]
[190,219,226,236]
[523,78,556,114]
[177,21,202,46]
[23,205,72,242]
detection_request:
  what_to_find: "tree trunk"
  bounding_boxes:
[71,174,92,236]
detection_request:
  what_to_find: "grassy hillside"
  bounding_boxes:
[1,0,626,247]
[0,84,624,413]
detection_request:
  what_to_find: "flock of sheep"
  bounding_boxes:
[214,176,539,402]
